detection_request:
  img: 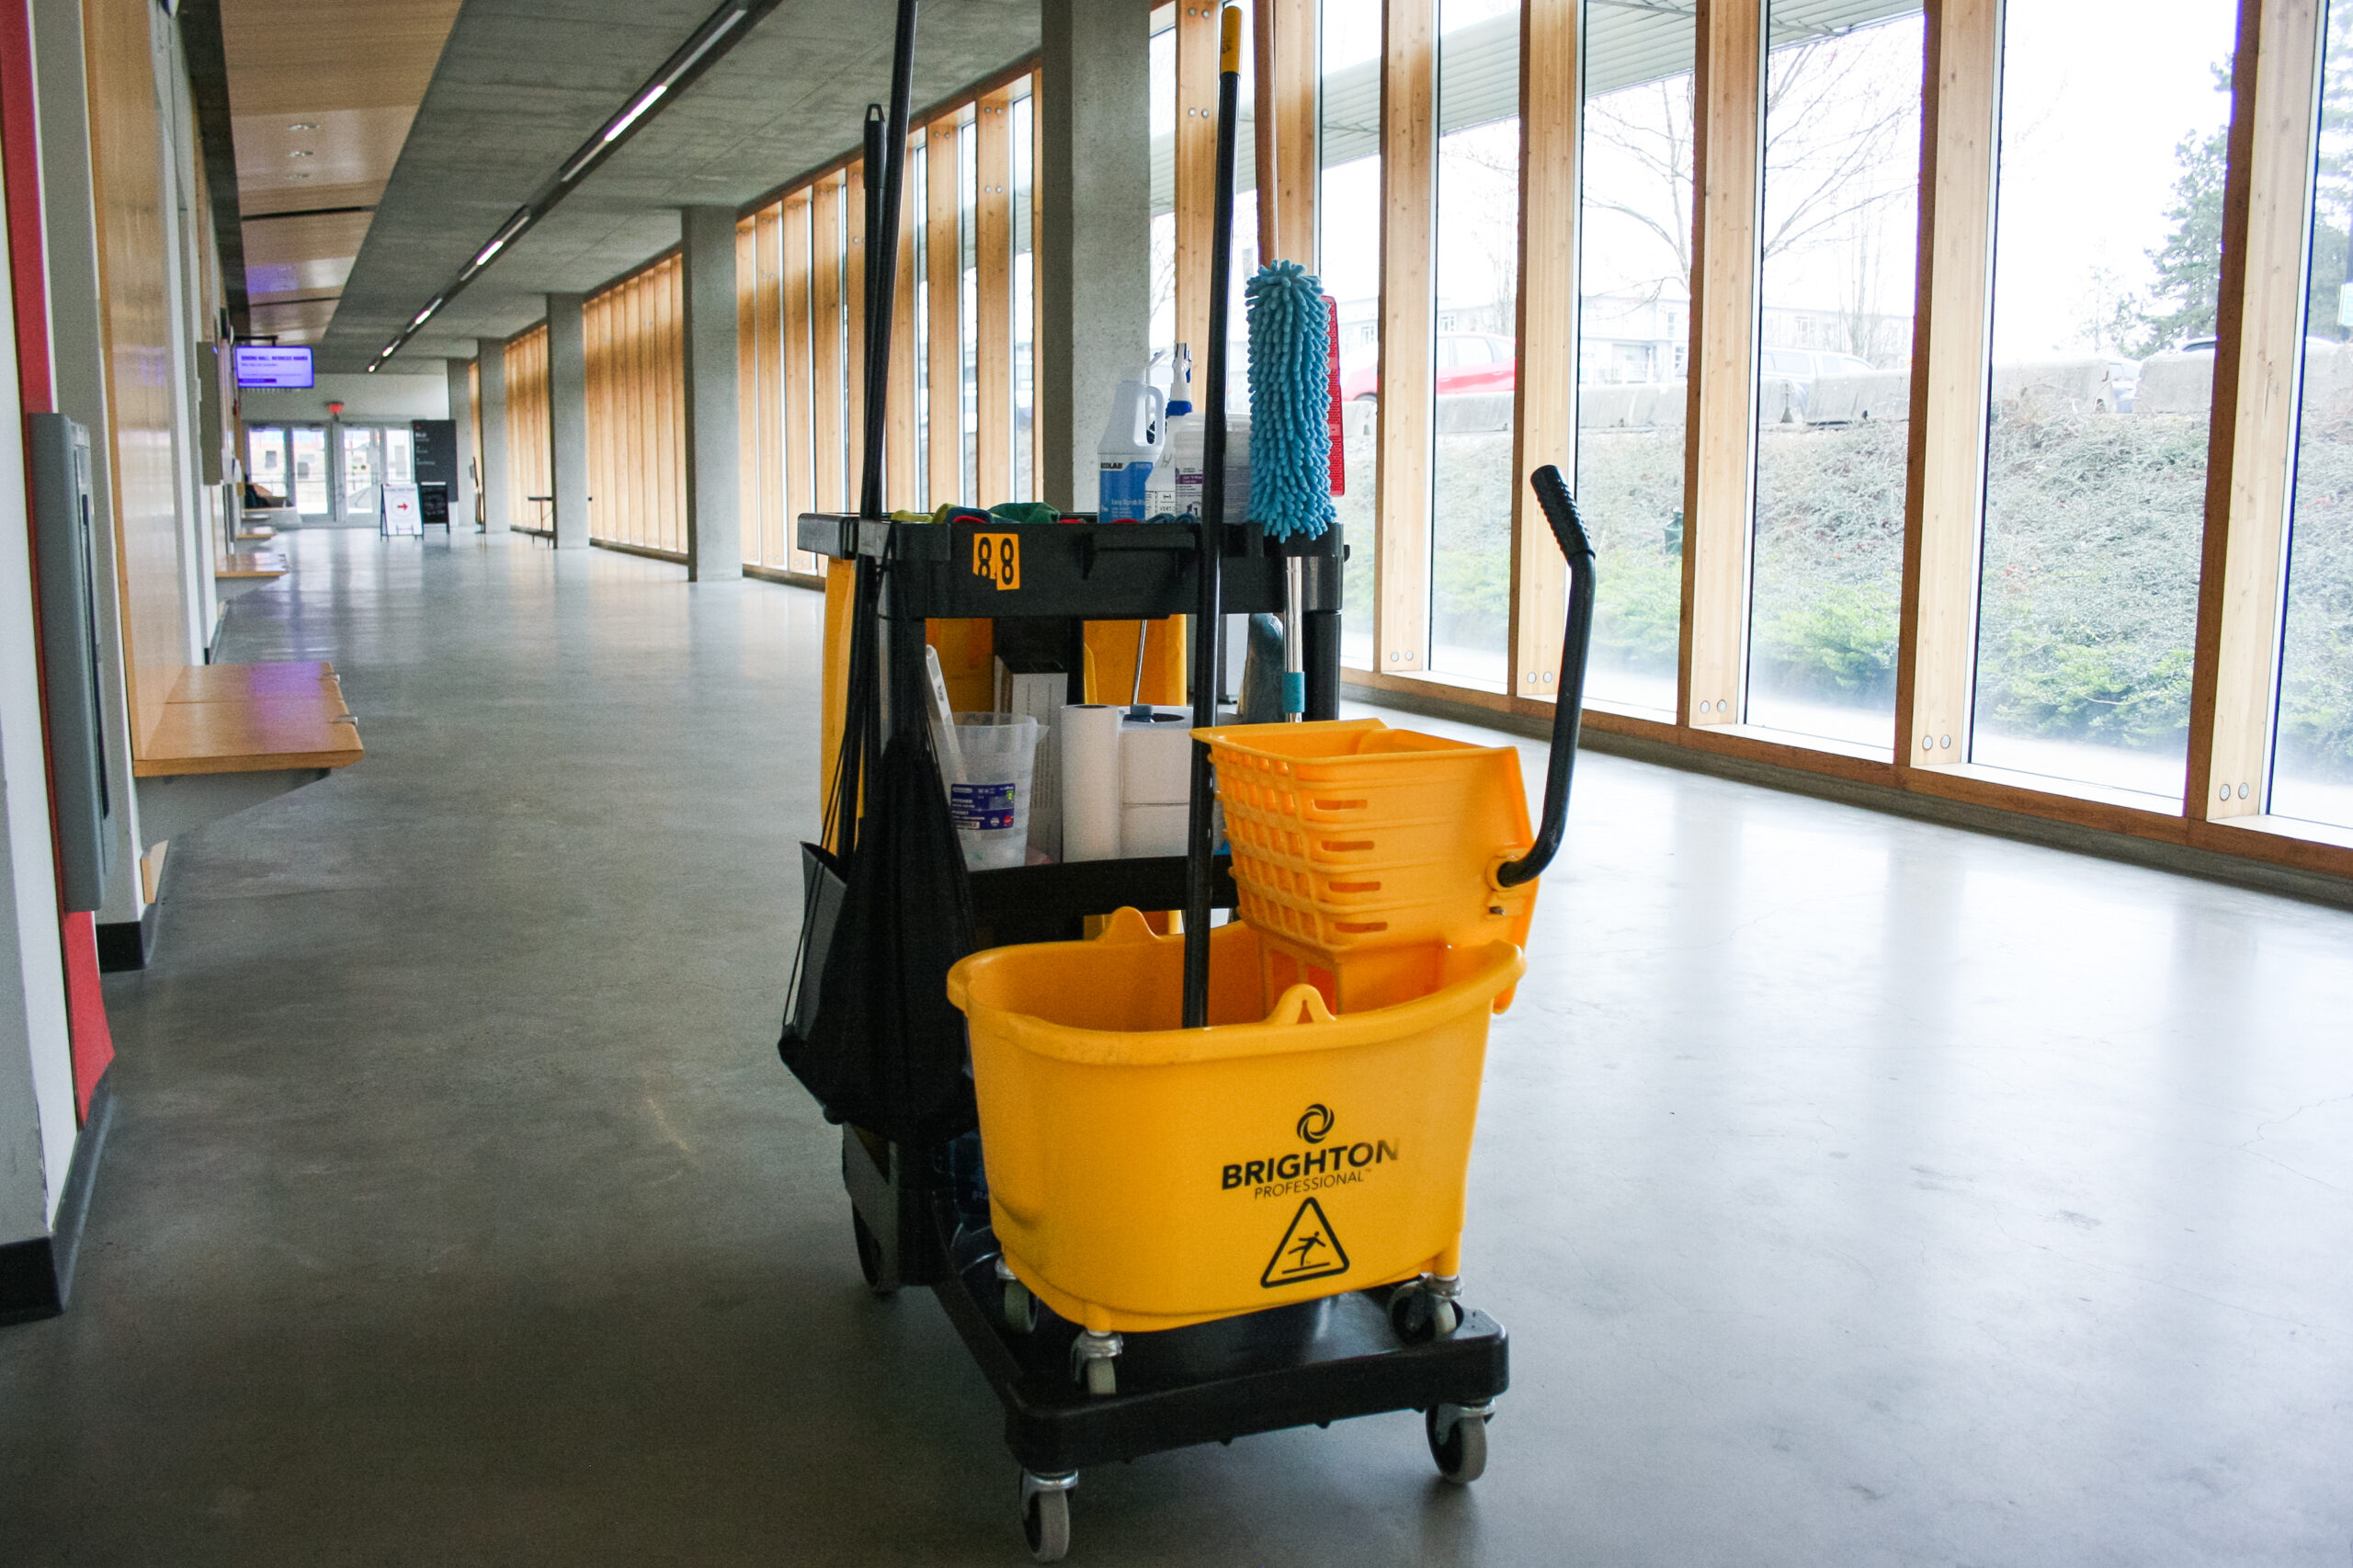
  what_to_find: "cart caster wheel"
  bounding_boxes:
[1425,1403,1489,1485]
[1005,1278,1036,1334]
[851,1213,895,1297]
[1020,1472,1076,1562]
[1071,1329,1122,1396]
[1388,1284,1460,1343]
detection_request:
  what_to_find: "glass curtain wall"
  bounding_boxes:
[1575,0,1696,715]
[2277,0,2353,830]
[1322,0,1382,666]
[1013,85,1038,501]
[1746,4,1922,748]
[1971,0,2237,798]
[960,119,981,503]
[1426,0,1521,688]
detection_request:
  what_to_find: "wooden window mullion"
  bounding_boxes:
[1376,0,1436,675]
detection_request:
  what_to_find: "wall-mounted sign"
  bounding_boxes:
[233,344,314,389]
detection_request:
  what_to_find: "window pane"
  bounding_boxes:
[290,426,328,515]
[1427,0,1520,689]
[1576,0,1696,717]
[1013,87,1036,502]
[1971,0,2236,799]
[1746,6,1921,750]
[2275,1,2353,830]
[1323,0,1382,667]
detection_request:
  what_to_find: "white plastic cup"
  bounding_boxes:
[946,713,1040,871]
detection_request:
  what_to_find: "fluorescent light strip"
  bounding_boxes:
[380,0,765,367]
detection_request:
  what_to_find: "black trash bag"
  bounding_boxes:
[778,723,978,1146]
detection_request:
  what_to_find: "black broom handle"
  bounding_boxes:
[858,0,918,522]
[1182,6,1243,1030]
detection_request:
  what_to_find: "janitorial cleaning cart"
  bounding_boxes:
[774,4,1597,1559]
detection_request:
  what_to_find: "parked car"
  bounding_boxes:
[1339,333,1515,401]
[1759,347,1876,417]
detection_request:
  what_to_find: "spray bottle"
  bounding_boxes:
[1097,373,1165,522]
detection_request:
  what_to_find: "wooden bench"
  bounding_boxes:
[214,550,289,581]
[131,662,364,846]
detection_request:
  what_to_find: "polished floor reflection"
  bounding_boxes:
[2,528,2346,1566]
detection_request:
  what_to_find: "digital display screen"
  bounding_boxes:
[233,345,314,389]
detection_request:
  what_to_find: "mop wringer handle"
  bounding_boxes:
[1493,464,1597,892]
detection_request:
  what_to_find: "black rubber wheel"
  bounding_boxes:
[1425,1404,1488,1485]
[851,1212,895,1297]
[1023,1485,1070,1562]
[1005,1278,1036,1334]
[1389,1286,1458,1343]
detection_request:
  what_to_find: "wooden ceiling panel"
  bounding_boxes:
[220,0,460,340]
[218,0,464,115]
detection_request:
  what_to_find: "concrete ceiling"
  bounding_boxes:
[222,0,466,346]
[324,0,1043,374]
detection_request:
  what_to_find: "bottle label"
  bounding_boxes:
[1099,459,1152,521]
[949,781,1017,832]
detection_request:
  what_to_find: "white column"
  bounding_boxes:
[546,293,589,550]
[680,206,743,583]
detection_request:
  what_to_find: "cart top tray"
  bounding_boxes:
[795,513,1342,622]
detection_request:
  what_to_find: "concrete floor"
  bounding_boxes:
[3,528,2349,1566]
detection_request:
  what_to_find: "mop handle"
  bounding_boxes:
[1495,465,1596,889]
[1181,5,1244,1031]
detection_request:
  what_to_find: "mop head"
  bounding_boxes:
[1245,260,1334,543]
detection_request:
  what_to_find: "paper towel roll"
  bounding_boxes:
[1120,801,1191,858]
[1120,711,1192,805]
[1060,704,1123,862]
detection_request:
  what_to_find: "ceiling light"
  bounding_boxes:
[288,149,313,157]
[290,121,317,131]
[602,83,667,144]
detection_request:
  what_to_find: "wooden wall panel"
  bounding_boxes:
[753,211,785,565]
[1510,0,1579,700]
[85,0,182,754]
[845,164,868,504]
[736,217,762,563]
[890,150,919,511]
[1376,0,1435,674]
[783,193,816,568]
[505,327,551,531]
[926,119,963,506]
[2188,0,2323,819]
[1894,0,1999,770]
[975,89,1014,505]
[1681,0,1762,726]
[811,176,846,515]
[578,256,687,551]
[1175,0,1219,359]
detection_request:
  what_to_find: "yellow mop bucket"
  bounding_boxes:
[947,908,1524,1335]
[1199,718,1537,1012]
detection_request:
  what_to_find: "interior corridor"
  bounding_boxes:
[2,529,2347,1566]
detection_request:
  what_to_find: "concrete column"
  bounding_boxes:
[1039,0,1152,512]
[546,293,589,550]
[445,358,477,528]
[476,340,510,533]
[679,206,743,583]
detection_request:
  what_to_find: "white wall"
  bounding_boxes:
[0,186,76,1239]
[240,372,449,426]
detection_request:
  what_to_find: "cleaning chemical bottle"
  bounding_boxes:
[1097,374,1165,522]
[1145,345,1195,518]
[1148,344,1252,522]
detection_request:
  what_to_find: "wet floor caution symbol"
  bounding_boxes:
[1261,1198,1351,1288]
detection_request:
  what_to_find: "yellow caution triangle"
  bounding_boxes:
[1261,1197,1351,1289]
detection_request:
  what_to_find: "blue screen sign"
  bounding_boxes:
[233,345,314,390]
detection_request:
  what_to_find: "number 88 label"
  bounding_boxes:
[972,531,1020,591]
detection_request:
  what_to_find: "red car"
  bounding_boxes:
[1339,333,1516,401]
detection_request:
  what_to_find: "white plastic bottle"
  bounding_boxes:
[1146,347,1251,522]
[1097,374,1165,522]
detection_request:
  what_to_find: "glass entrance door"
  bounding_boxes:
[290,426,330,515]
[335,425,415,523]
[245,426,290,501]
